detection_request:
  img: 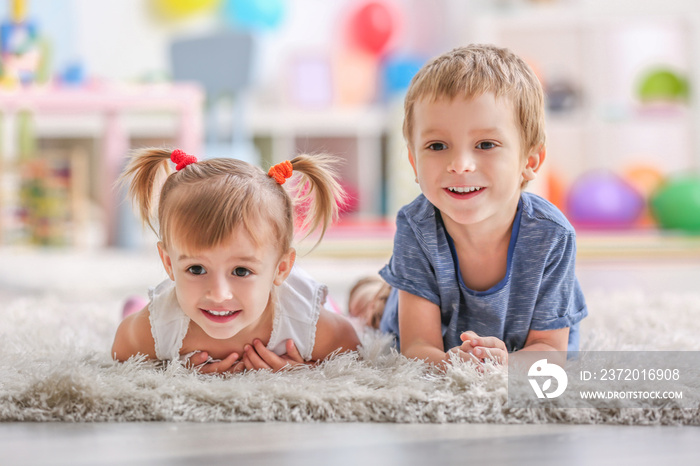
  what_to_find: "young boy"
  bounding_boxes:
[377,44,587,367]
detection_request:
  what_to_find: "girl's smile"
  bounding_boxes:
[200,308,242,323]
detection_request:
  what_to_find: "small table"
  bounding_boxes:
[0,83,204,246]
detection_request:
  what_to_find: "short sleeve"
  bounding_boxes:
[379,209,441,307]
[148,279,190,361]
[530,231,587,330]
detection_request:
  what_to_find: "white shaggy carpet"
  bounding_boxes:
[1,291,699,424]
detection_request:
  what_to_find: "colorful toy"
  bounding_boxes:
[649,174,700,233]
[151,0,221,20]
[223,0,285,30]
[566,171,645,229]
[382,55,423,97]
[334,49,378,106]
[346,1,398,56]
[637,68,689,103]
[0,0,41,86]
[623,163,665,227]
[623,164,665,198]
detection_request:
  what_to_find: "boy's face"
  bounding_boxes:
[408,92,542,229]
[158,226,295,340]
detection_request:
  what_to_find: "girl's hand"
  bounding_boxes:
[241,339,307,372]
[459,331,508,365]
[187,351,241,374]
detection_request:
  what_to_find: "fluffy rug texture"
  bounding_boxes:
[1,291,699,424]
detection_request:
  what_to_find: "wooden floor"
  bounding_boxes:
[2,422,699,465]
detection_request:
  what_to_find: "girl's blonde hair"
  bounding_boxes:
[403,44,546,157]
[119,148,345,256]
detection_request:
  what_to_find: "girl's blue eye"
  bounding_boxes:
[233,267,251,277]
[476,141,496,150]
[188,265,206,275]
[428,142,447,151]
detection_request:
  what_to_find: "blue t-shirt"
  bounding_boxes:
[379,192,587,353]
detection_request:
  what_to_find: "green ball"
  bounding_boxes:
[650,175,700,233]
[638,69,689,102]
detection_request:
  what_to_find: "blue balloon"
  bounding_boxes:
[224,0,285,30]
[383,56,424,97]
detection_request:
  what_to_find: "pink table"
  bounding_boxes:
[0,83,204,246]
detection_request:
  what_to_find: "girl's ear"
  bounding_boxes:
[522,146,546,181]
[273,248,296,286]
[157,241,175,281]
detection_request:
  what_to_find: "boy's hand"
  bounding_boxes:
[459,331,508,365]
[241,339,307,372]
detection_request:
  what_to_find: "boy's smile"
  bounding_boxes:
[408,92,540,231]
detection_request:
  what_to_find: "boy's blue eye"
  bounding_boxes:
[233,267,251,277]
[188,265,206,275]
[476,141,496,150]
[428,142,447,151]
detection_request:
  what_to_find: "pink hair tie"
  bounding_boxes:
[171,149,197,171]
[268,160,293,185]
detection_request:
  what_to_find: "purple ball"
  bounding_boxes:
[567,171,645,229]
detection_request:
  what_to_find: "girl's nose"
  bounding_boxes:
[207,276,234,302]
[448,150,476,173]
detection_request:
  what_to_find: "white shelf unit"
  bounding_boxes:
[246,105,389,219]
[459,2,700,186]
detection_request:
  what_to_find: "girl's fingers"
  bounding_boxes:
[244,343,273,370]
[187,351,209,368]
[285,339,304,363]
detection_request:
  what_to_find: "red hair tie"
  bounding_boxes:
[171,149,198,171]
[268,160,293,185]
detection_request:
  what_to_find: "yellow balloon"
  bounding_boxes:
[152,0,221,19]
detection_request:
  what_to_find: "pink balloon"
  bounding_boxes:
[347,1,396,56]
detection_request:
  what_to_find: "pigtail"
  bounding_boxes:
[117,148,173,235]
[288,153,346,246]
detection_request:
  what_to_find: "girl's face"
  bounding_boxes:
[158,226,295,340]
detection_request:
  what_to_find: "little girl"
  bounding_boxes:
[111,148,360,372]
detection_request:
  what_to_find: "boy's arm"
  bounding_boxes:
[111,307,157,361]
[521,327,569,352]
[398,290,453,365]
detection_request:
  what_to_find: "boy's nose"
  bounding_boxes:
[448,150,476,173]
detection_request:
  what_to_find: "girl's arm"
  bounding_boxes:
[310,308,360,360]
[111,307,157,361]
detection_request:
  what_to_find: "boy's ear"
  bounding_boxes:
[522,145,546,181]
[157,241,175,281]
[407,145,418,180]
[273,248,296,286]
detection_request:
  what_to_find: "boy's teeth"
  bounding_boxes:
[448,186,482,193]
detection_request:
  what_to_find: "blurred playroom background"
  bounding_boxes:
[1,0,700,302]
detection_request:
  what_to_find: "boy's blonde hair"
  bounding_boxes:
[403,44,546,157]
[120,149,344,256]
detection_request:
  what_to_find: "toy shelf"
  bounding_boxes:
[246,105,390,219]
[0,84,204,247]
